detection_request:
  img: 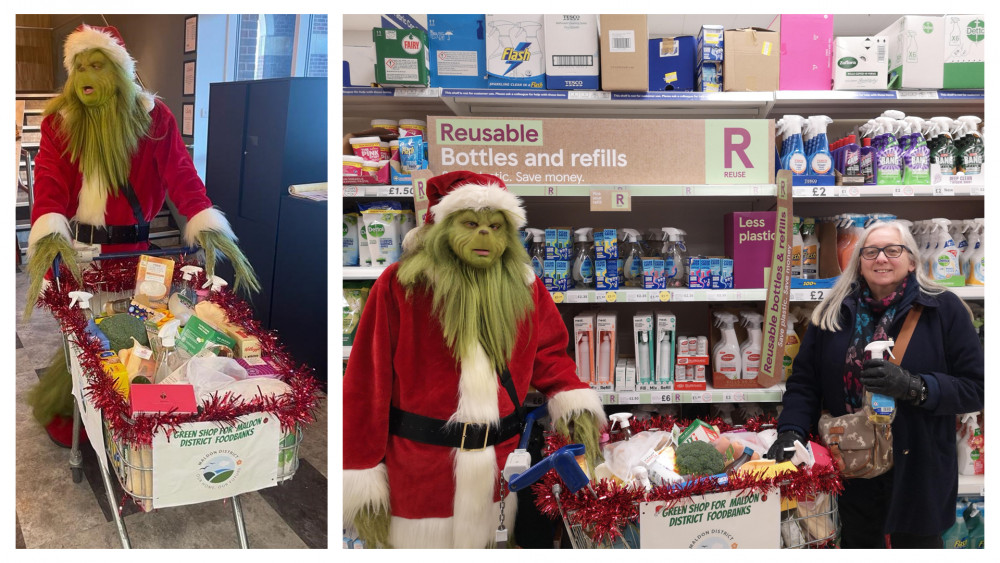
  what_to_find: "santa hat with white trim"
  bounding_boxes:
[63,24,136,79]
[424,171,526,229]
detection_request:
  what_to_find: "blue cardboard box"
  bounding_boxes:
[428,14,488,88]
[648,36,696,91]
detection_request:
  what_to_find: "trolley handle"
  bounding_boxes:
[53,246,201,281]
[508,443,588,494]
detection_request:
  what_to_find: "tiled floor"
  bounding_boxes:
[14,265,328,549]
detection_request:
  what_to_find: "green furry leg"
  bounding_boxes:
[354,504,392,548]
[196,230,261,296]
[25,349,74,426]
[24,234,82,320]
[555,410,604,480]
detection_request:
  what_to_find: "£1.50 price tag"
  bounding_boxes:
[377,185,414,197]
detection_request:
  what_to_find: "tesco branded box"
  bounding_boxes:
[543,14,600,90]
[724,212,777,289]
[778,14,833,90]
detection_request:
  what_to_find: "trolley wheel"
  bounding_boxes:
[71,467,83,483]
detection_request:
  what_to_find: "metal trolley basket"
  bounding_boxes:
[44,248,319,549]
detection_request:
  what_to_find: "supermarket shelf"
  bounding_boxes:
[344,266,388,280]
[552,288,766,304]
[957,474,985,497]
[597,383,786,405]
[771,90,984,119]
[509,184,775,198]
[949,286,986,300]
[343,184,414,197]
[792,183,984,200]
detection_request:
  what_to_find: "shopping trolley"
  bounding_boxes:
[40,248,320,548]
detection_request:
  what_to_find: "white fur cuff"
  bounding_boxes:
[547,387,607,426]
[184,207,236,246]
[27,213,71,260]
[343,464,390,524]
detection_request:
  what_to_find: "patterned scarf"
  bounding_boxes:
[843,275,911,412]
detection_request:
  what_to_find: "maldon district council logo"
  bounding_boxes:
[199,451,242,486]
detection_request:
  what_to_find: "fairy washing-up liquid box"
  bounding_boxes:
[943,15,985,88]
[485,14,546,89]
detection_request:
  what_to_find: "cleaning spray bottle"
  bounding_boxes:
[712,312,742,380]
[791,216,804,278]
[779,115,808,175]
[739,311,763,380]
[965,220,985,286]
[874,116,903,185]
[805,115,834,176]
[858,120,877,184]
[960,219,981,278]
[901,115,931,184]
[525,228,546,278]
[782,311,802,381]
[953,116,984,175]
[950,221,969,277]
[927,117,957,175]
[621,229,644,288]
[929,218,960,284]
[153,319,186,384]
[203,275,229,294]
[609,412,634,441]
[177,265,203,306]
[68,291,111,350]
[662,228,687,288]
[801,217,820,279]
[572,227,595,289]
[863,339,897,424]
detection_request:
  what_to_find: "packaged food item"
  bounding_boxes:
[350,136,383,161]
[134,255,175,308]
[398,119,426,138]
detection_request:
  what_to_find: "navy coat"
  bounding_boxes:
[777,283,984,536]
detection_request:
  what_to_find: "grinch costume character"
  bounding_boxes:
[25,24,259,445]
[343,171,606,548]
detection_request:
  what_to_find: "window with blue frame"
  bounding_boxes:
[235,14,327,80]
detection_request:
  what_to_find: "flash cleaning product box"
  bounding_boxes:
[879,16,944,89]
[599,14,648,92]
[655,311,676,389]
[485,14,546,89]
[595,312,617,391]
[648,36,696,91]
[373,28,430,87]
[574,312,597,385]
[634,311,656,392]
[778,14,833,90]
[724,212,777,289]
[543,14,600,90]
[723,27,779,92]
[833,36,889,90]
[943,15,985,89]
[427,14,488,89]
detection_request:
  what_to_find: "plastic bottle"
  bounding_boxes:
[791,216,804,278]
[874,116,903,185]
[782,311,801,381]
[863,339,897,424]
[806,115,834,176]
[525,228,546,278]
[927,117,958,175]
[739,311,763,380]
[964,502,985,549]
[965,221,985,286]
[712,312,742,380]
[941,502,970,549]
[203,275,229,294]
[571,227,595,289]
[609,412,634,441]
[801,218,820,279]
[621,229,644,287]
[68,291,111,350]
[901,116,931,184]
[929,218,961,283]
[837,214,867,272]
[950,221,969,277]
[178,265,203,306]
[779,115,808,175]
[662,228,688,288]
[656,327,672,386]
[954,116,984,175]
[858,121,877,184]
[153,319,186,384]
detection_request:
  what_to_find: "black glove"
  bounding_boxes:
[860,358,925,404]
[766,430,805,462]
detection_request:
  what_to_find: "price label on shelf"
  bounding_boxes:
[392,87,442,98]
[619,393,641,405]
[343,186,361,197]
[733,392,746,402]
[672,290,695,301]
[722,392,734,402]
[971,185,985,196]
[550,292,565,304]
[707,291,730,301]
[566,291,590,303]
[791,289,827,301]
[653,393,672,404]
[838,186,861,197]
[377,185,414,197]
[692,393,704,403]
[892,185,915,197]
[594,291,609,303]
[895,90,938,100]
[659,291,672,302]
[631,290,651,302]
[568,91,612,101]
[932,185,955,197]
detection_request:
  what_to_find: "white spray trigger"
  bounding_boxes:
[180,265,203,281]
[68,290,94,310]
[503,449,533,483]
[790,440,815,468]
[203,275,229,292]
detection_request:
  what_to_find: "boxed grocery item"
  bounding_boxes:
[574,312,597,385]
[648,36,696,91]
[343,42,376,87]
[373,27,430,87]
[697,25,725,61]
[778,14,833,90]
[697,62,722,92]
[723,27,779,91]
[832,36,889,90]
[595,312,617,391]
[427,14,488,89]
[544,14,600,90]
[485,14,546,89]
[724,212,777,289]
[655,311,676,389]
[598,14,648,92]
[634,311,657,391]
[943,15,985,88]
[615,358,632,392]
[879,15,944,89]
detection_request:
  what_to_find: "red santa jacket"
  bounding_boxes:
[29,98,217,254]
[343,262,600,522]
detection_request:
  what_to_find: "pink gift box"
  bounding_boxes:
[778,14,834,91]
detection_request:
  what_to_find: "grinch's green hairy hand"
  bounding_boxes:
[555,410,604,479]
[24,234,81,320]
[447,209,509,269]
[354,504,392,548]
[197,230,261,295]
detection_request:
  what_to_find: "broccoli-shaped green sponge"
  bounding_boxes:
[675,440,726,477]
[98,313,150,352]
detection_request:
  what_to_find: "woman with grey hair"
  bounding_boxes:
[767,220,983,548]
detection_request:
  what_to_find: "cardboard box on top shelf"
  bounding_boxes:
[373,27,430,87]
[723,27,779,91]
[943,14,985,89]
[598,14,648,92]
[878,15,944,90]
[778,14,833,91]
[648,36,696,91]
[427,14,488,89]
[485,14,546,89]
[544,14,600,90]
[832,36,889,90]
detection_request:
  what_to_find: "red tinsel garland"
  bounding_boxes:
[532,415,843,544]
[38,257,321,447]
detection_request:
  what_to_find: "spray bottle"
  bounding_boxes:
[863,339,898,424]
[525,228,546,278]
[801,217,820,279]
[153,319,186,384]
[203,275,229,294]
[901,116,931,184]
[712,312,742,380]
[874,116,903,185]
[662,228,688,288]
[68,291,111,350]
[949,221,968,277]
[779,115,808,175]
[609,412,634,441]
[782,311,802,381]
[858,120,877,185]
[739,311,764,380]
[805,115,834,176]
[927,117,958,175]
[953,116,984,175]
[177,265,203,306]
[965,220,985,286]
[791,216,804,278]
[621,229,644,287]
[961,219,983,282]
[572,227,595,289]
[929,218,960,283]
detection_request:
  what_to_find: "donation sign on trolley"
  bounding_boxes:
[639,488,780,548]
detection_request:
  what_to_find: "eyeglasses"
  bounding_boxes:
[859,244,909,260]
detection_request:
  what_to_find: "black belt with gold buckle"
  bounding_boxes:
[72,221,150,245]
[388,406,522,451]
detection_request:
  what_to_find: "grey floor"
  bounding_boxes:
[14,265,328,549]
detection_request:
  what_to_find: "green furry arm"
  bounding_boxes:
[555,410,604,479]
[354,504,392,548]
[196,230,261,295]
[24,233,82,320]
